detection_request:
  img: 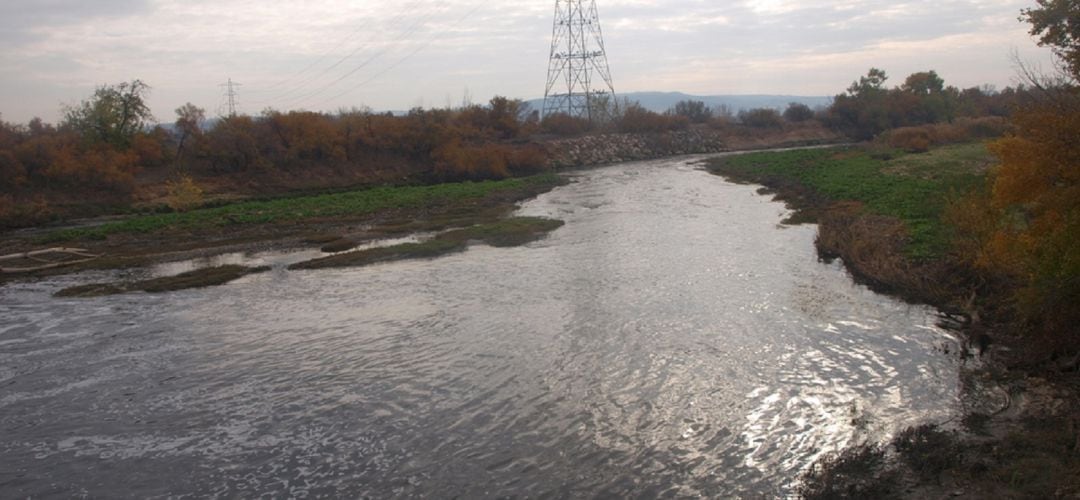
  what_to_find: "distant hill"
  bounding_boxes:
[525,91,832,115]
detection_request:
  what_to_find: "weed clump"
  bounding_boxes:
[891,424,962,481]
[797,443,898,499]
[320,238,358,253]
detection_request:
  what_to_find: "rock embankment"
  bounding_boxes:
[542,125,846,168]
[543,129,728,168]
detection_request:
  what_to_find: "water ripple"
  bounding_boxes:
[0,157,960,497]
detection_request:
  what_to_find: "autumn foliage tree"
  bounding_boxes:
[952,2,1080,360]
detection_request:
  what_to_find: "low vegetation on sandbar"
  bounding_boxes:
[289,216,563,270]
[54,264,270,297]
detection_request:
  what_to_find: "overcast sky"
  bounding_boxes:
[0,0,1056,124]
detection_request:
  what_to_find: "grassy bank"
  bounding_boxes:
[706,144,994,307]
[708,144,1080,498]
[37,173,565,244]
[706,143,990,260]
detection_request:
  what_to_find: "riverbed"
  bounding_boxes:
[0,156,960,497]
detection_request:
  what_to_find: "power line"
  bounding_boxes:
[249,1,429,104]
[311,3,483,109]
[278,2,451,110]
[248,1,447,109]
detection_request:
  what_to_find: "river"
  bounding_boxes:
[0,156,961,497]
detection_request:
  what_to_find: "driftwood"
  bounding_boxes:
[0,247,102,273]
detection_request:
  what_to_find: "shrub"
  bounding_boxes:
[887,128,932,152]
[882,117,1009,153]
[892,424,962,480]
[798,443,897,499]
[783,102,816,123]
[0,150,27,189]
[739,108,784,128]
[618,103,688,133]
[670,100,713,123]
[505,144,549,175]
[541,113,590,136]
[165,175,204,212]
[0,194,50,229]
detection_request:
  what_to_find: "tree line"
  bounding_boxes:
[0,41,1042,231]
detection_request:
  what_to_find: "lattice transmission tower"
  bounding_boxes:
[542,0,615,121]
[219,78,242,117]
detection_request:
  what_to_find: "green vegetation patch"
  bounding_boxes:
[39,173,565,244]
[289,216,564,270]
[437,216,565,247]
[706,144,992,260]
[55,264,270,297]
[288,239,468,270]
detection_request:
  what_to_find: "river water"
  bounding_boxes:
[0,157,961,498]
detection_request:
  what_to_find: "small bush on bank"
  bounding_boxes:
[797,443,897,499]
[165,175,204,212]
[892,424,962,481]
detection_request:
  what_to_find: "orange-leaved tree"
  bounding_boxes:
[974,1,1080,358]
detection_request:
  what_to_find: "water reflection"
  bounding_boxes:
[0,157,959,497]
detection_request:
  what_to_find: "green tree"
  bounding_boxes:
[901,71,945,95]
[848,67,889,97]
[63,80,154,148]
[1021,0,1080,80]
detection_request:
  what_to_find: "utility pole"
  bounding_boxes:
[542,0,616,122]
[219,78,242,117]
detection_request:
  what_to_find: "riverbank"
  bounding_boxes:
[0,126,844,283]
[0,173,567,284]
[704,143,1080,498]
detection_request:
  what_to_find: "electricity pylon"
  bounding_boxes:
[219,78,242,117]
[542,0,616,122]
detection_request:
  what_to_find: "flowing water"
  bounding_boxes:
[0,157,961,498]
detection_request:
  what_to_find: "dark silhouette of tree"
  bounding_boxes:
[1022,0,1080,81]
[174,103,205,160]
[670,100,713,123]
[782,102,815,122]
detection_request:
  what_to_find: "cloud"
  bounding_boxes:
[0,0,1058,123]
[0,0,152,44]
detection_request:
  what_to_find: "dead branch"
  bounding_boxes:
[0,248,100,262]
[0,248,102,273]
